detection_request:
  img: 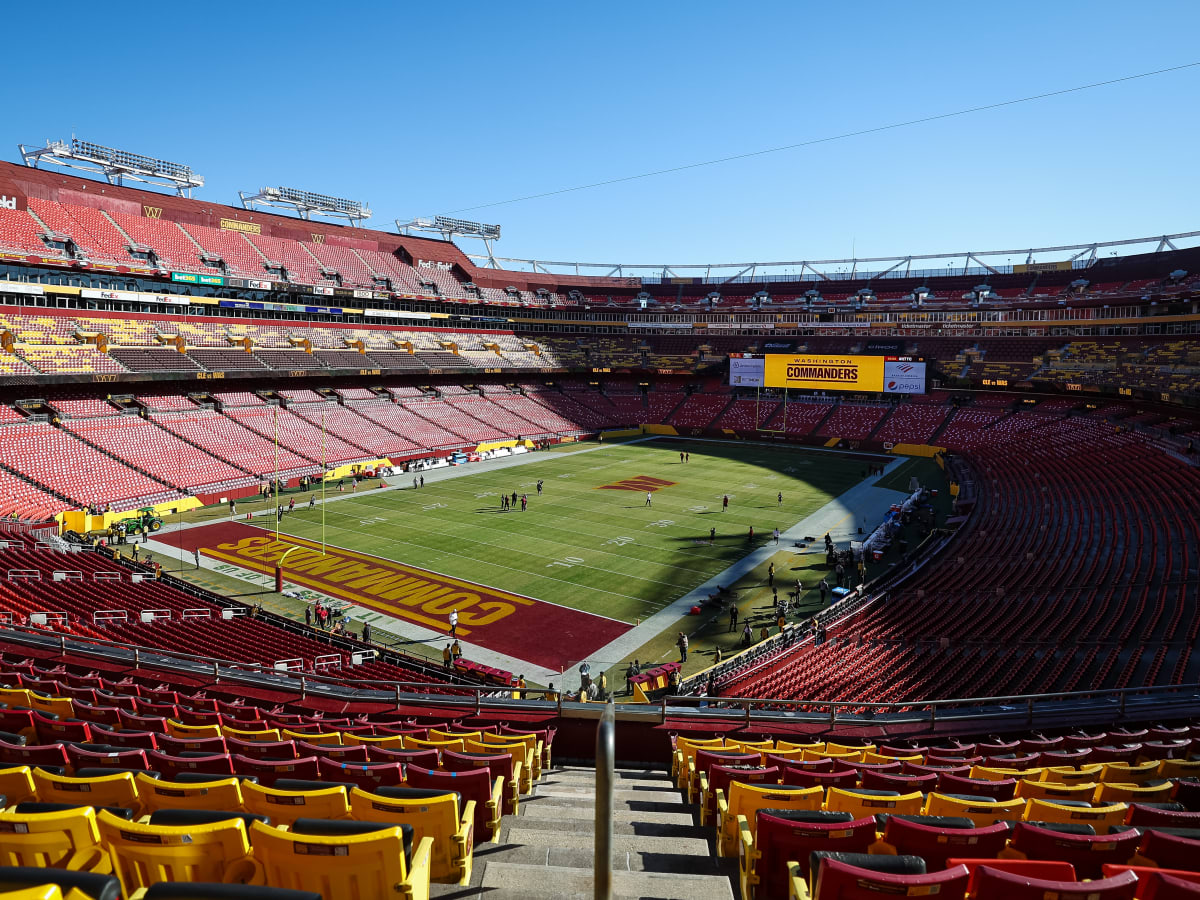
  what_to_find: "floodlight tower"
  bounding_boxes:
[397,216,501,267]
[240,187,372,227]
[19,138,204,196]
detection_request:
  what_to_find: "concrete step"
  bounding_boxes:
[503,829,710,859]
[481,842,722,873]
[504,815,706,840]
[520,804,696,826]
[535,785,684,801]
[478,862,735,900]
[522,794,690,814]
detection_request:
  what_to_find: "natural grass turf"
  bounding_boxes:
[241,440,868,625]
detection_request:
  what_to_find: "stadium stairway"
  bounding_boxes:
[448,764,734,899]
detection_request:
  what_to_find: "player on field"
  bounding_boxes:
[645,491,652,507]
[722,494,729,511]
[777,491,783,506]
[537,479,543,495]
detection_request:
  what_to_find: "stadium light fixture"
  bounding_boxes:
[240,186,371,226]
[397,216,502,268]
[19,138,204,196]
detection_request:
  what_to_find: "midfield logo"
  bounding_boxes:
[597,475,677,493]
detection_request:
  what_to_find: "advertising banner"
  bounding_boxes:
[763,354,886,391]
[729,355,765,387]
[882,360,927,394]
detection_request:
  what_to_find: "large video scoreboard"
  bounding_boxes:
[729,353,927,394]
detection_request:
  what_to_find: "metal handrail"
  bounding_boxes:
[595,698,614,900]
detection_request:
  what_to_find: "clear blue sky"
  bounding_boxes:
[6,0,1198,268]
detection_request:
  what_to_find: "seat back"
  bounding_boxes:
[1136,829,1200,872]
[96,810,253,894]
[248,819,421,900]
[402,736,464,753]
[230,755,319,787]
[316,758,404,791]
[348,786,469,883]
[241,781,349,827]
[280,730,341,747]
[1008,821,1140,879]
[32,770,141,818]
[755,811,875,893]
[971,865,1137,900]
[826,788,923,819]
[880,816,1010,870]
[938,773,1016,800]
[134,775,244,815]
[1096,781,1174,804]
[406,765,495,842]
[922,793,1025,826]
[1023,798,1128,831]
[812,856,969,899]
[0,768,36,807]
[1016,778,1098,801]
[0,807,105,870]
[782,767,859,791]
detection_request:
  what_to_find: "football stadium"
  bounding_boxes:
[0,6,1199,898]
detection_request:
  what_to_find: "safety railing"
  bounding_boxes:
[2,622,1198,734]
[595,698,614,900]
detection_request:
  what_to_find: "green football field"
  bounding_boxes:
[256,439,868,624]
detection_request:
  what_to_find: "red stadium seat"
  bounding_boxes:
[741,810,876,899]
[808,855,969,900]
[971,866,1137,900]
[873,816,1010,870]
[1003,821,1141,878]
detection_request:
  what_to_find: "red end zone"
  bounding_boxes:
[161,521,631,671]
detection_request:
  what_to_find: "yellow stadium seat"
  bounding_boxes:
[1015,779,1098,801]
[1041,764,1104,785]
[241,781,349,827]
[164,722,222,740]
[134,774,244,815]
[971,765,1046,782]
[726,739,775,754]
[349,787,473,885]
[826,743,874,757]
[249,819,432,900]
[0,689,34,709]
[220,726,281,743]
[31,770,140,817]
[922,793,1025,826]
[825,789,923,819]
[341,733,405,750]
[1094,781,1174,804]
[716,783,822,857]
[758,747,809,765]
[464,740,532,794]
[672,737,724,783]
[812,748,865,764]
[0,887,67,900]
[429,729,481,743]
[1158,759,1200,780]
[26,695,72,720]
[864,751,923,765]
[477,732,541,781]
[281,730,342,746]
[402,736,465,754]
[0,806,109,872]
[0,767,37,806]
[776,741,823,753]
[1098,761,1160,784]
[96,809,259,894]
[1021,798,1128,831]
